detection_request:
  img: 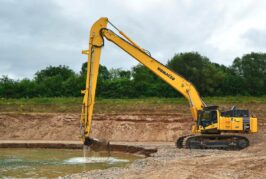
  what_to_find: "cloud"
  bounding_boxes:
[0,0,85,79]
[0,0,266,79]
[243,29,266,49]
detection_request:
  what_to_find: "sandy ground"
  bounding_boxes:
[0,103,266,178]
[66,142,266,179]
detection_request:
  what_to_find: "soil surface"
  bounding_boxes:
[66,142,266,179]
[1,103,266,178]
[0,106,193,142]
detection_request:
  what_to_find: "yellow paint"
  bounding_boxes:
[250,117,258,133]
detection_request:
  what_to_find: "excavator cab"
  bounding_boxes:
[197,106,219,133]
[198,110,218,128]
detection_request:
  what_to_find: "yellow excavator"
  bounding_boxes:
[80,17,258,150]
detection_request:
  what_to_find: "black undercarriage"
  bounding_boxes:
[176,134,249,150]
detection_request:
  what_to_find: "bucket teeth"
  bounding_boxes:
[84,137,94,146]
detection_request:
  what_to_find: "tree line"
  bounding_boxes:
[0,52,265,98]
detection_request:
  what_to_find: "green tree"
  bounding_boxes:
[131,64,177,97]
[100,78,134,98]
[167,52,228,96]
[17,79,38,98]
[109,68,131,80]
[0,76,19,98]
[1,52,265,99]
[232,52,266,95]
[34,65,76,97]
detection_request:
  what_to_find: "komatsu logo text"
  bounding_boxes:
[157,67,175,80]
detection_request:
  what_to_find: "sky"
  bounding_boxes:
[1,0,266,79]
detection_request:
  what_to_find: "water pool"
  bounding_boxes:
[0,148,141,178]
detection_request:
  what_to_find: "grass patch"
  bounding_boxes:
[0,96,265,113]
[0,97,82,105]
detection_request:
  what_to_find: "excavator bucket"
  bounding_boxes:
[84,137,110,151]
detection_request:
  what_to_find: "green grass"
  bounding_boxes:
[1,96,266,105]
[0,96,265,113]
[0,97,82,105]
[96,96,266,104]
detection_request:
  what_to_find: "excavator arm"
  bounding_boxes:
[80,17,206,144]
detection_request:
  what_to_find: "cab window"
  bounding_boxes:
[199,110,217,127]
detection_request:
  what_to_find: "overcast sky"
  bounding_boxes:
[1,0,266,79]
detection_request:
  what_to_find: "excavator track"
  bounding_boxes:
[176,135,249,150]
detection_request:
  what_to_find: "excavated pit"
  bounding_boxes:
[0,103,265,178]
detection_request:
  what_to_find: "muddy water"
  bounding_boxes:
[0,148,141,178]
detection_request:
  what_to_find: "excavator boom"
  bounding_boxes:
[80,17,204,142]
[80,17,257,150]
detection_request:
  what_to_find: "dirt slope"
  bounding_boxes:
[0,104,265,142]
[0,112,192,142]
